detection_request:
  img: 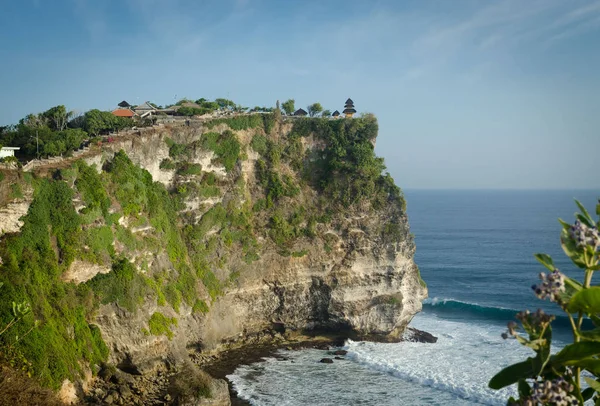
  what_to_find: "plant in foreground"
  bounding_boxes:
[489,199,600,405]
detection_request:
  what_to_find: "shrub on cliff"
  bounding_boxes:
[293,116,405,210]
[0,177,108,389]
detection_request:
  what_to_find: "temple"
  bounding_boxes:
[343,98,356,118]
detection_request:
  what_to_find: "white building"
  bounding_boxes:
[0,147,20,159]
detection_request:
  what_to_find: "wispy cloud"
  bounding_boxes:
[414,1,600,52]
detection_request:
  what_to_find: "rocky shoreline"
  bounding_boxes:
[199,327,437,405]
[82,327,436,405]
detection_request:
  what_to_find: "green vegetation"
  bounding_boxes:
[176,163,203,176]
[81,109,132,136]
[490,200,600,404]
[159,158,176,170]
[307,102,323,117]
[165,137,189,158]
[74,161,111,219]
[192,299,209,314]
[0,178,108,388]
[200,131,241,172]
[206,114,263,131]
[282,99,295,115]
[250,135,268,156]
[148,312,178,340]
[0,105,135,159]
[87,259,148,312]
[292,116,405,210]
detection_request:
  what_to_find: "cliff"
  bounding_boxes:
[0,114,426,404]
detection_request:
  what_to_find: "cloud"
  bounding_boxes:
[414,0,600,54]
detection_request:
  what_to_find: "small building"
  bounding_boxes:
[0,147,20,159]
[332,110,340,119]
[118,100,132,108]
[293,108,308,117]
[112,108,135,118]
[134,102,157,118]
[343,98,356,118]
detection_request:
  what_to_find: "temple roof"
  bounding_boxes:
[343,108,357,114]
[345,98,354,106]
[118,100,131,108]
[332,110,340,116]
[294,108,308,116]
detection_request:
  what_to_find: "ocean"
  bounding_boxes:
[228,190,599,405]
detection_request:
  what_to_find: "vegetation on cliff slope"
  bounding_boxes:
[0,106,135,159]
[0,114,408,389]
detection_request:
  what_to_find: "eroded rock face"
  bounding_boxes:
[62,260,111,284]
[201,211,426,350]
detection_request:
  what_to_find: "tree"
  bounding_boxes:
[274,100,282,123]
[282,99,295,116]
[322,110,332,118]
[307,103,323,117]
[215,98,236,110]
[42,105,72,131]
[20,113,45,129]
[83,109,117,136]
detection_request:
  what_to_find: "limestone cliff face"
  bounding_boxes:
[81,119,425,369]
[0,116,427,394]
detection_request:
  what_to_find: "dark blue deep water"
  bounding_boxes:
[408,190,598,319]
[229,190,599,405]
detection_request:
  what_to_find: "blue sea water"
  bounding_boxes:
[228,190,599,405]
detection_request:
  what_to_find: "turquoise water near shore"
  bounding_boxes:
[228,190,598,405]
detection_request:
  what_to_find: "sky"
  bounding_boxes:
[0,0,599,189]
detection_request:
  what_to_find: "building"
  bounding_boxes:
[332,110,340,119]
[134,102,157,118]
[0,147,20,159]
[293,108,308,117]
[112,108,135,118]
[343,98,356,118]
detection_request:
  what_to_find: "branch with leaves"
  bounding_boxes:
[489,199,600,405]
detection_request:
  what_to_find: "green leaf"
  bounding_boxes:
[567,287,600,314]
[534,253,555,271]
[584,377,600,392]
[569,359,600,375]
[552,342,600,365]
[488,359,534,390]
[563,275,583,291]
[576,213,594,228]
[596,203,600,217]
[559,218,572,229]
[518,379,531,398]
[579,328,600,341]
[561,229,587,269]
[575,200,594,225]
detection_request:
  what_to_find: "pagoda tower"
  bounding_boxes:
[343,98,356,118]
